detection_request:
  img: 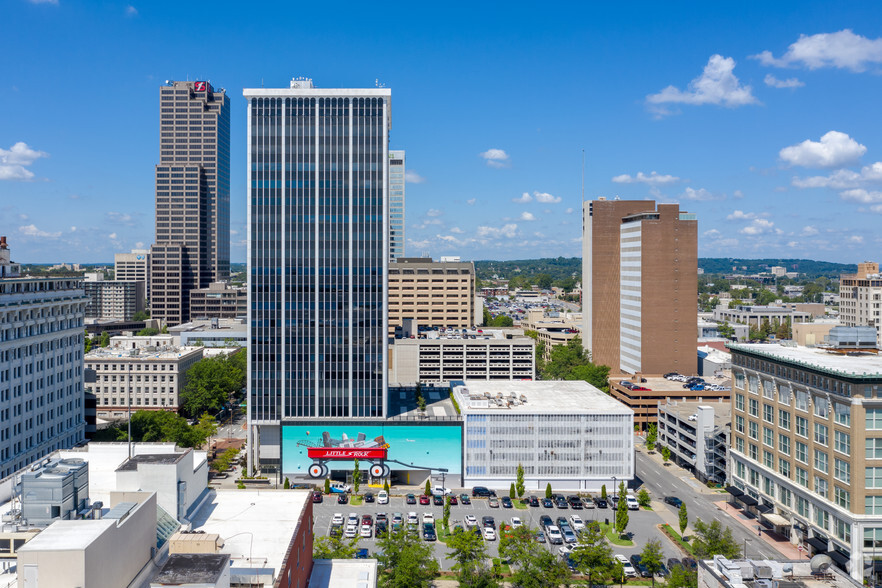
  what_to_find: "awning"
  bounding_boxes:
[763,513,791,527]
[807,536,829,552]
[738,495,758,507]
[726,485,744,497]
[827,551,850,568]
[756,503,772,514]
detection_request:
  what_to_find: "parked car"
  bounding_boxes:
[472,486,496,497]
[360,524,372,538]
[464,515,477,527]
[535,530,546,543]
[542,497,554,508]
[510,517,523,528]
[432,486,452,496]
[570,515,585,532]
[364,492,374,503]
[391,513,403,526]
[616,554,638,577]
[667,558,683,570]
[422,513,435,524]
[460,494,471,505]
[658,563,671,577]
[594,497,608,508]
[344,524,358,538]
[312,491,323,503]
[347,513,359,526]
[630,555,651,577]
[664,496,683,508]
[332,513,344,525]
[555,498,569,509]
[539,515,553,529]
[375,521,388,537]
[489,497,499,508]
[562,528,578,544]
[528,496,540,507]
[423,523,436,541]
[407,512,418,525]
[377,490,389,504]
[329,524,342,538]
[556,517,572,531]
[546,525,563,545]
[501,496,513,508]
[482,516,496,529]
[567,495,583,509]
[433,495,444,506]
[337,493,348,504]
[626,495,640,510]
[406,493,416,504]
[682,557,697,570]
[482,526,497,541]
[449,495,458,505]
[419,495,431,505]
[361,514,373,526]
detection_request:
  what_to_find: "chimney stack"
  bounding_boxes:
[0,236,7,250]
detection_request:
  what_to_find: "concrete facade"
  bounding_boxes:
[189,282,246,320]
[114,249,151,302]
[609,375,730,429]
[388,257,476,335]
[115,449,208,523]
[840,261,882,348]
[388,149,405,261]
[713,304,817,329]
[83,278,145,321]
[658,399,730,484]
[520,309,580,362]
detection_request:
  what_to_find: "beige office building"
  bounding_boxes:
[581,199,697,374]
[727,336,882,582]
[189,281,246,319]
[840,262,882,348]
[388,257,476,334]
[114,249,151,301]
[520,308,581,362]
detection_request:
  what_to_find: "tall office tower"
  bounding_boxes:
[0,237,88,479]
[388,150,405,260]
[245,78,390,473]
[115,249,151,302]
[582,199,697,375]
[839,261,882,348]
[151,80,230,327]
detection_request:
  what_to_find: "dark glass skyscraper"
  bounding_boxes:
[151,80,230,326]
[245,78,389,466]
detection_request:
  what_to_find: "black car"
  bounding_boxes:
[472,486,496,498]
[556,516,572,531]
[482,516,496,529]
[630,555,651,578]
[423,523,436,541]
[433,495,444,506]
[312,491,323,503]
[542,497,554,508]
[555,498,569,509]
[337,493,348,504]
[539,515,553,529]
[364,492,374,503]
[501,496,513,508]
[682,557,697,570]
[330,524,342,538]
[658,563,671,577]
[406,493,416,504]
[567,495,583,509]
[667,558,683,570]
[460,494,471,505]
[594,497,608,509]
[528,496,539,507]
[664,496,683,508]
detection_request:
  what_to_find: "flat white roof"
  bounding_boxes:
[308,559,378,588]
[729,343,882,378]
[456,380,632,415]
[16,519,114,551]
[190,489,310,576]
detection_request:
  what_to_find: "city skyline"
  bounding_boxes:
[3,1,882,263]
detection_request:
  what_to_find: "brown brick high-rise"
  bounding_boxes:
[150,80,230,326]
[581,198,697,375]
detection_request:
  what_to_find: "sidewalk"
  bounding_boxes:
[715,500,806,560]
[636,444,723,496]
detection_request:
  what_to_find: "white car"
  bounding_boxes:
[407,512,418,525]
[558,543,576,557]
[615,554,638,577]
[360,524,372,538]
[510,517,523,528]
[464,515,477,527]
[344,524,358,538]
[546,525,563,545]
[347,513,359,526]
[626,495,640,511]
[377,490,389,504]
[391,513,403,525]
[332,513,344,525]
[432,485,452,496]
[570,515,585,531]
[423,513,435,524]
[482,526,497,541]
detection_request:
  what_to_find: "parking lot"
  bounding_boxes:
[312,491,685,571]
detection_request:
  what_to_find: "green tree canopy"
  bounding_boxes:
[692,518,742,559]
[179,351,246,417]
[446,528,496,588]
[313,534,358,559]
[641,538,664,587]
[376,526,439,588]
[500,526,570,587]
[570,521,613,584]
[116,410,214,448]
[615,481,629,537]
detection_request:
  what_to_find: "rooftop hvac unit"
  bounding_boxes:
[752,563,773,579]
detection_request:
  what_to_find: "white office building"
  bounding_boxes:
[114,248,151,301]
[0,237,88,479]
[453,380,634,491]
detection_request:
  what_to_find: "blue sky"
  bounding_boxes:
[3,1,882,263]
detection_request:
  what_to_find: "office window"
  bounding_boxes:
[814,476,828,499]
[736,436,745,454]
[867,438,882,459]
[814,423,828,446]
[764,450,774,469]
[814,396,829,419]
[735,394,744,412]
[778,409,790,430]
[778,458,791,478]
[866,496,882,515]
[795,416,808,438]
[749,443,758,460]
[763,404,774,423]
[796,389,808,412]
[763,380,774,399]
[779,486,791,507]
[763,427,774,448]
[735,415,745,433]
[779,385,792,405]
[796,495,809,517]
[834,402,850,426]
[867,467,882,488]
[795,441,808,464]
[833,515,850,542]
[749,398,759,417]
[749,375,758,395]
[814,507,829,530]
[749,421,759,440]
[735,372,745,389]
[778,434,790,455]
[867,409,882,430]
[813,450,828,474]
[834,458,850,484]
[835,431,850,456]
[795,467,808,488]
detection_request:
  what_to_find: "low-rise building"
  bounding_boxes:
[793,320,839,347]
[698,345,732,376]
[389,331,534,384]
[840,261,882,348]
[169,318,247,347]
[453,380,634,491]
[85,344,203,416]
[698,557,861,588]
[189,282,246,320]
[713,304,819,329]
[520,308,580,362]
[388,257,477,335]
[608,375,730,429]
[657,400,730,484]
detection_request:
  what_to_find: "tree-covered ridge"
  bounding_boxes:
[698,258,855,277]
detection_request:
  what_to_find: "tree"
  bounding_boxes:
[516,463,525,499]
[324,478,331,494]
[679,503,689,536]
[137,327,160,336]
[195,413,218,449]
[570,521,613,585]
[425,479,432,496]
[510,482,516,500]
[490,315,514,327]
[283,477,290,489]
[662,446,672,463]
[645,423,657,452]
[118,410,213,448]
[133,310,150,321]
[692,518,742,559]
[384,480,390,494]
[601,484,607,500]
[545,483,552,499]
[353,458,360,494]
[717,321,735,340]
[99,332,110,348]
[482,307,492,327]
[612,560,626,588]
[179,352,246,417]
[776,317,792,340]
[376,526,439,588]
[500,526,571,587]
[641,538,664,587]
[313,534,358,559]
[443,495,451,530]
[615,481,629,537]
[447,527,497,588]
[637,488,651,507]
[668,564,698,588]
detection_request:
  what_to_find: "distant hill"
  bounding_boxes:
[475,257,580,282]
[698,258,855,278]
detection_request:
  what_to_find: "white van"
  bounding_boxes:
[377,490,389,504]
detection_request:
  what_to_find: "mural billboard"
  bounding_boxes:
[281,424,462,476]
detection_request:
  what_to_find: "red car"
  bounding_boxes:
[419,495,431,505]
[312,491,323,503]
[449,495,458,505]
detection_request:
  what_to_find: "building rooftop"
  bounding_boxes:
[728,342,882,378]
[85,345,202,361]
[454,380,633,415]
[659,400,731,427]
[15,519,115,552]
[169,318,246,332]
[308,559,378,588]
[116,452,187,472]
[189,489,310,575]
[700,557,861,588]
[152,553,230,585]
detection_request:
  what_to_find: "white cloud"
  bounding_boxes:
[764,74,805,89]
[849,235,865,244]
[108,233,118,240]
[426,208,442,217]
[408,238,430,249]
[135,241,145,248]
[703,229,722,238]
[752,29,882,72]
[106,211,137,226]
[0,142,48,181]
[466,198,476,206]
[565,207,574,214]
[646,55,758,116]
[801,226,819,236]
[681,187,723,201]
[611,171,680,185]
[19,224,60,238]
[733,190,744,199]
[513,192,532,203]
[792,161,882,189]
[779,131,866,168]
[125,5,137,16]
[727,210,757,221]
[450,227,464,234]
[840,189,882,204]
[533,191,561,204]
[476,223,519,240]
[479,148,510,168]
[787,241,799,248]
[404,170,425,184]
[414,218,442,229]
[520,212,536,221]
[70,226,76,232]
[740,219,776,235]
